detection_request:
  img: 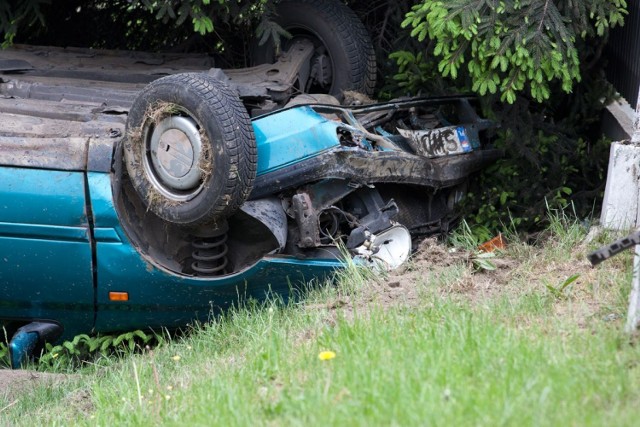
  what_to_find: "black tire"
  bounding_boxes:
[253,0,376,98]
[124,73,257,227]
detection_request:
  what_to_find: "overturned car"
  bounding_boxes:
[0,0,500,367]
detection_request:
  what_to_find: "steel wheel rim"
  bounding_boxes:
[143,115,205,201]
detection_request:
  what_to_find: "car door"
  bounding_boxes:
[0,167,94,337]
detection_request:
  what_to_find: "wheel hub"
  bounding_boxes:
[310,52,332,88]
[146,116,204,197]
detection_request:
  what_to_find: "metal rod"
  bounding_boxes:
[587,229,640,265]
[626,245,640,333]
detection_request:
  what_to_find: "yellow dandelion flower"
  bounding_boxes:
[171,355,181,361]
[318,350,336,361]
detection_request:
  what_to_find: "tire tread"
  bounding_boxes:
[124,73,257,226]
[278,0,376,96]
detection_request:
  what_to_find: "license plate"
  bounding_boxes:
[398,126,472,158]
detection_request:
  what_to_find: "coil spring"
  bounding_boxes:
[191,231,229,276]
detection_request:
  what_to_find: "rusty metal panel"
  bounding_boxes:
[607,2,640,106]
[0,135,87,171]
[0,97,123,172]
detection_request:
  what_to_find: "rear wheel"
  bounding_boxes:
[253,0,376,98]
[124,73,257,227]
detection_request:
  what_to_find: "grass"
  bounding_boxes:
[2,214,640,426]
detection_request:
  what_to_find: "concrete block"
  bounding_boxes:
[603,98,635,141]
[600,141,640,230]
[634,87,640,144]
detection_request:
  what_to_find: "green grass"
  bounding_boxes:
[2,217,640,426]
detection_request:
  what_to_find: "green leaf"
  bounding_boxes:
[499,191,508,205]
[133,330,150,342]
[559,274,580,291]
[89,339,101,353]
[472,252,497,271]
[100,337,114,352]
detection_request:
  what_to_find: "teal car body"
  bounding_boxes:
[0,0,499,369]
[0,87,499,368]
[1,106,345,341]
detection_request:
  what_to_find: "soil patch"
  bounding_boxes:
[309,233,612,330]
[0,370,72,406]
[308,238,485,322]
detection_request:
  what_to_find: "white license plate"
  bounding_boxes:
[398,126,472,158]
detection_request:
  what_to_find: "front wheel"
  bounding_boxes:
[124,73,257,227]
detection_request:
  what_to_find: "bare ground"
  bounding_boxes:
[308,234,623,331]
[0,370,73,407]
[307,237,517,320]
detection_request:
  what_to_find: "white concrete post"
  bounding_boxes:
[630,89,640,333]
[634,90,640,144]
[601,86,640,230]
